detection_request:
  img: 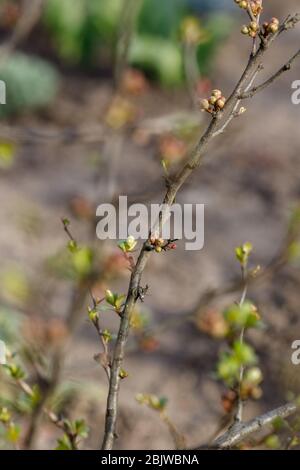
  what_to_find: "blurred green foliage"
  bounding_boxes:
[138,0,186,39]
[0,53,59,117]
[46,245,94,281]
[44,0,123,64]
[44,0,233,85]
[0,142,15,169]
[0,306,22,346]
[0,266,30,305]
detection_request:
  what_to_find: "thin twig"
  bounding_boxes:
[240,48,300,99]
[212,402,298,449]
[212,65,263,138]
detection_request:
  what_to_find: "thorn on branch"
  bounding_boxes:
[132,284,149,303]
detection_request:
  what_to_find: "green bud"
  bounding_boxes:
[118,236,137,253]
[224,301,260,329]
[102,329,112,343]
[235,241,253,266]
[68,240,78,253]
[6,363,25,380]
[105,289,116,306]
[6,423,20,444]
[233,340,257,366]
[62,218,70,227]
[88,307,99,323]
[244,367,263,385]
[0,407,11,424]
[119,369,129,379]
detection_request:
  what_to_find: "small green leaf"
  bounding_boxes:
[5,363,25,380]
[118,241,127,253]
[74,419,89,439]
[289,436,300,448]
[118,236,137,253]
[88,307,99,323]
[136,393,168,411]
[158,397,168,410]
[67,240,78,253]
[105,290,125,311]
[72,247,93,277]
[55,433,73,450]
[217,353,240,385]
[62,218,70,227]
[114,295,126,312]
[6,423,20,444]
[272,416,286,432]
[235,242,253,266]
[149,395,167,411]
[119,368,129,379]
[161,159,169,175]
[233,341,257,366]
[224,301,260,329]
[105,289,116,306]
[265,434,280,449]
[29,385,42,408]
[102,329,112,343]
[244,367,263,386]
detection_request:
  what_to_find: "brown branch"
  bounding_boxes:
[280,13,300,33]
[240,48,300,99]
[101,13,300,450]
[212,402,298,449]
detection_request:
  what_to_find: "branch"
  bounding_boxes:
[240,48,300,99]
[280,13,300,32]
[212,403,298,449]
[212,65,262,138]
[101,13,300,450]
